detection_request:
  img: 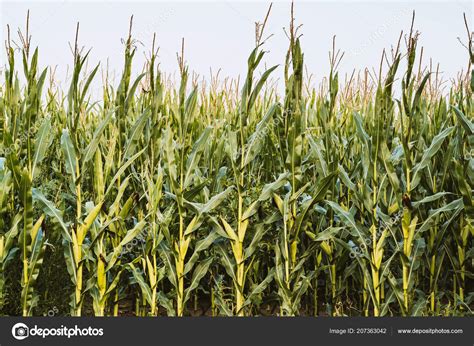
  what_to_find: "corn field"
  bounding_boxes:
[0,8,473,317]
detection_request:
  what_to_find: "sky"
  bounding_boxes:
[0,0,472,95]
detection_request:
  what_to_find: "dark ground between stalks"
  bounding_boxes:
[2,245,472,317]
[80,298,333,317]
[1,231,473,316]
[1,232,335,317]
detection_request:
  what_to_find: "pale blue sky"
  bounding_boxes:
[1,1,472,94]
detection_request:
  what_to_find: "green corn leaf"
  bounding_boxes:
[411,126,454,189]
[128,263,153,306]
[187,186,233,215]
[183,256,213,305]
[32,188,72,243]
[183,127,212,189]
[82,109,114,169]
[105,148,146,197]
[184,231,219,275]
[123,109,149,159]
[32,118,52,179]
[106,220,146,271]
[60,129,78,186]
[258,172,290,201]
[244,268,274,306]
[452,106,474,135]
[243,103,280,167]
[327,201,366,246]
[244,224,267,260]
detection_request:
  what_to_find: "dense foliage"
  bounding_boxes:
[0,10,473,317]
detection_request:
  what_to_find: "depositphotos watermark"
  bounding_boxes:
[11,322,104,341]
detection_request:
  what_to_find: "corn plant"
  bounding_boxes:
[0,6,472,317]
